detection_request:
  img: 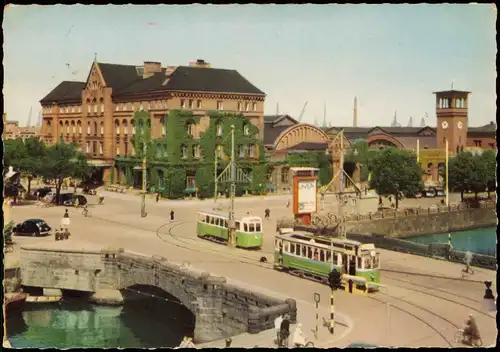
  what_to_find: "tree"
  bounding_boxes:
[3,139,27,173]
[448,151,488,201]
[369,148,423,209]
[38,142,91,202]
[345,139,379,182]
[20,137,47,195]
[480,150,496,198]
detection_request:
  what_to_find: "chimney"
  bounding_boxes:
[189,59,211,68]
[143,61,162,78]
[165,66,177,76]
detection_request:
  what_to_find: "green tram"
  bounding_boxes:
[196,211,264,249]
[274,231,380,290]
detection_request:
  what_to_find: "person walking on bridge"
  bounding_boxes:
[279,314,290,348]
[274,314,283,346]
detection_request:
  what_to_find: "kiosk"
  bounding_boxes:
[292,167,319,225]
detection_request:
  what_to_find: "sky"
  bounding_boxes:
[3,4,497,128]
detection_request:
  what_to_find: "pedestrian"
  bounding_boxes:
[225,338,232,348]
[279,314,291,348]
[156,192,160,203]
[292,323,306,347]
[463,251,473,275]
[61,209,70,230]
[286,200,291,208]
[265,208,270,219]
[274,314,284,345]
[170,210,175,221]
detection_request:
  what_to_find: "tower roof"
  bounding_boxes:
[432,89,471,95]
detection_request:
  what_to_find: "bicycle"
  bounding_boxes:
[454,329,483,347]
[82,208,91,217]
[294,340,315,348]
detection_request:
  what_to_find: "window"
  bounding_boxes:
[86,142,90,153]
[216,123,223,136]
[181,99,186,109]
[87,123,90,135]
[116,145,120,156]
[197,100,202,109]
[187,123,194,136]
[217,101,224,110]
[101,104,104,113]
[115,104,120,111]
[99,142,103,155]
[193,145,200,158]
[290,243,295,254]
[249,145,255,157]
[244,223,248,232]
[320,250,325,262]
[252,102,257,111]
[313,249,319,261]
[139,103,144,111]
[181,145,188,159]
[87,104,91,113]
[244,125,250,136]
[239,145,245,158]
[255,223,261,232]
[161,119,166,135]
[100,123,104,135]
[115,121,120,135]
[78,106,81,113]
[284,241,289,253]
[237,102,242,111]
[235,221,240,230]
[94,104,98,113]
[307,247,313,259]
[224,220,228,228]
[373,255,380,268]
[301,245,307,257]
[281,168,289,184]
[249,223,255,232]
[60,106,64,113]
[66,123,70,134]
[295,244,301,256]
[92,141,97,154]
[189,99,194,109]
[205,215,210,223]
[245,102,250,112]
[72,123,76,134]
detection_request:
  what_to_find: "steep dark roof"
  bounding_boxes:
[264,115,281,123]
[115,69,167,95]
[98,63,143,92]
[285,142,329,151]
[163,66,265,95]
[40,81,85,104]
[468,122,496,132]
[264,125,289,146]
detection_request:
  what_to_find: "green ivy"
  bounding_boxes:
[286,151,332,186]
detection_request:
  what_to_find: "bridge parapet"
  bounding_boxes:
[20,247,297,343]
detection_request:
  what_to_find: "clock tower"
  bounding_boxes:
[433,89,470,154]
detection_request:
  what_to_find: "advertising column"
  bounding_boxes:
[293,173,318,225]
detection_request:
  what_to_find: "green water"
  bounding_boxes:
[408,227,497,256]
[7,288,195,348]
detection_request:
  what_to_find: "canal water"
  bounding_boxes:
[7,286,195,348]
[407,227,497,256]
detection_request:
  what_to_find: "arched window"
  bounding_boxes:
[71,121,76,134]
[181,145,188,159]
[123,120,128,135]
[77,121,82,134]
[115,120,120,135]
[94,122,98,136]
[216,123,223,137]
[156,144,163,158]
[187,123,194,136]
[161,117,166,135]
[87,123,91,135]
[65,122,70,134]
[59,121,63,135]
[244,124,250,136]
[100,122,104,135]
[132,120,136,135]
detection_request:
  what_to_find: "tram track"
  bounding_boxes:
[365,294,456,347]
[380,268,487,284]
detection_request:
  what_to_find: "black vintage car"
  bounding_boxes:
[54,193,88,206]
[33,187,53,198]
[14,219,52,237]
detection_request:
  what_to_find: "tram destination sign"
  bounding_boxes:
[297,179,317,214]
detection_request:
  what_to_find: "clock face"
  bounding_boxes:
[457,121,464,130]
[441,121,449,129]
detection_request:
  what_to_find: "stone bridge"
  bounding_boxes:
[20,247,297,343]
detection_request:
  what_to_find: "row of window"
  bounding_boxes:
[199,214,262,232]
[277,240,380,269]
[43,99,258,114]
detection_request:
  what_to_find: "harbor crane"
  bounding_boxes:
[298,101,308,122]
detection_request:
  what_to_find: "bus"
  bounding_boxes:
[274,231,380,290]
[196,211,263,249]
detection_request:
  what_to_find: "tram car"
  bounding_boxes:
[196,211,263,249]
[273,231,380,291]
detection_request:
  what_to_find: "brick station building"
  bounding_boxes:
[39,59,266,184]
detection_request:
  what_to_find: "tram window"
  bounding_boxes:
[307,247,313,259]
[301,245,307,257]
[373,255,380,268]
[337,253,342,265]
[255,223,261,232]
[235,221,240,230]
[210,217,215,225]
[284,242,290,253]
[295,244,301,256]
[313,249,319,261]
[224,220,228,228]
[244,223,248,232]
[326,251,331,263]
[290,243,295,254]
[358,257,362,269]
[320,250,325,262]
[205,216,210,223]
[346,246,352,252]
[249,223,255,232]
[364,257,372,269]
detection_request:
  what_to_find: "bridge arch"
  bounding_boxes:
[274,123,330,151]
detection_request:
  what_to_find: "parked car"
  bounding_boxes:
[435,188,446,197]
[13,219,52,237]
[423,189,436,198]
[33,187,53,198]
[59,194,88,206]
